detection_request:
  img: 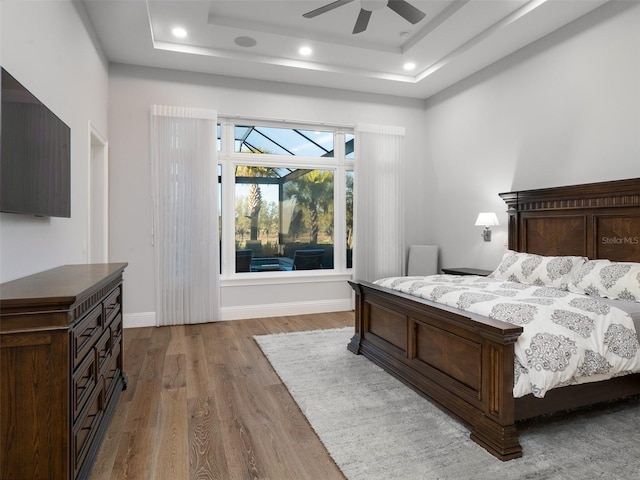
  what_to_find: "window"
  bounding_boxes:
[235,125,334,157]
[218,119,353,275]
[346,170,354,268]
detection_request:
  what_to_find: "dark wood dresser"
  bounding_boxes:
[0,263,128,480]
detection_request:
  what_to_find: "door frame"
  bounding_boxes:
[88,122,109,263]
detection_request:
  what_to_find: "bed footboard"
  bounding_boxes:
[348,280,524,461]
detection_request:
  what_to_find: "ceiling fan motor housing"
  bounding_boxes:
[361,0,387,11]
[303,0,426,34]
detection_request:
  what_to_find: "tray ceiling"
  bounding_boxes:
[82,0,609,99]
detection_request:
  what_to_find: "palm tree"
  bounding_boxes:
[247,183,262,240]
[236,165,275,242]
[284,170,333,245]
[346,171,353,249]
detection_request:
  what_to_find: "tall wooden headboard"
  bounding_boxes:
[499,178,640,262]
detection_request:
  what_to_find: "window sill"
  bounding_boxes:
[221,270,353,288]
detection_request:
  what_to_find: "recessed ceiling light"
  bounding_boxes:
[299,46,313,56]
[235,36,257,48]
[172,27,187,39]
[403,62,416,71]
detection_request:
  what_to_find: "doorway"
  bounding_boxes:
[89,123,108,263]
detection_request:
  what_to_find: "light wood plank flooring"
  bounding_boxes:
[89,312,354,480]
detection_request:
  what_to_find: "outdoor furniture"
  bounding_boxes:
[235,249,253,272]
[287,248,325,270]
[248,249,324,272]
[250,257,294,272]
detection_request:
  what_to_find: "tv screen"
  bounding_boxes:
[1,67,71,218]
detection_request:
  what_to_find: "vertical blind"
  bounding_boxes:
[354,123,406,282]
[150,105,220,325]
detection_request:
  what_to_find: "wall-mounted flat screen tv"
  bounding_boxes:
[1,67,71,218]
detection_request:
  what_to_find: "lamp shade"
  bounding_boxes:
[475,212,499,227]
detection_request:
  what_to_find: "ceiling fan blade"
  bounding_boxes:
[387,0,426,24]
[353,8,372,34]
[303,0,355,19]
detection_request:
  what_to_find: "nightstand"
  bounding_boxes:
[441,267,492,277]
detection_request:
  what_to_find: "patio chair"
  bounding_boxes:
[290,248,324,270]
[235,249,253,272]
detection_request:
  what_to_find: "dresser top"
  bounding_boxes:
[1,263,128,312]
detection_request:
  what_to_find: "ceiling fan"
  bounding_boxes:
[303,0,426,34]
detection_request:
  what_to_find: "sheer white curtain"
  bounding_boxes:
[150,105,220,326]
[354,123,406,282]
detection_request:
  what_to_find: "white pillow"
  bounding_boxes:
[489,250,586,290]
[568,259,640,302]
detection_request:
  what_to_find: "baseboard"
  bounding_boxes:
[221,298,353,321]
[123,312,156,328]
[123,298,353,328]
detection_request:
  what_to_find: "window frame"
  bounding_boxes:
[218,117,353,280]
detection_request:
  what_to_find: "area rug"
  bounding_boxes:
[254,327,640,480]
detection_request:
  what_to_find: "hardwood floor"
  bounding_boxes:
[89,312,354,480]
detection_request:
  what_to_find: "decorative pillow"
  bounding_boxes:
[568,260,640,302]
[488,250,586,290]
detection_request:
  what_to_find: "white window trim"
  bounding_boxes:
[217,116,353,282]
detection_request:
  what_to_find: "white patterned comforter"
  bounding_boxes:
[374,275,640,398]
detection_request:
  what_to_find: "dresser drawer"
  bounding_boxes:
[104,287,121,325]
[72,305,103,369]
[103,341,121,404]
[72,386,104,477]
[110,312,123,348]
[72,348,97,422]
[96,326,112,373]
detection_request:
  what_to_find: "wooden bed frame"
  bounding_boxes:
[348,177,640,461]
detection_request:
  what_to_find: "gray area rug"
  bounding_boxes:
[254,327,640,480]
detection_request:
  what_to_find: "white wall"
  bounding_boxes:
[108,65,428,323]
[424,1,640,272]
[0,1,109,282]
[5,1,637,326]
